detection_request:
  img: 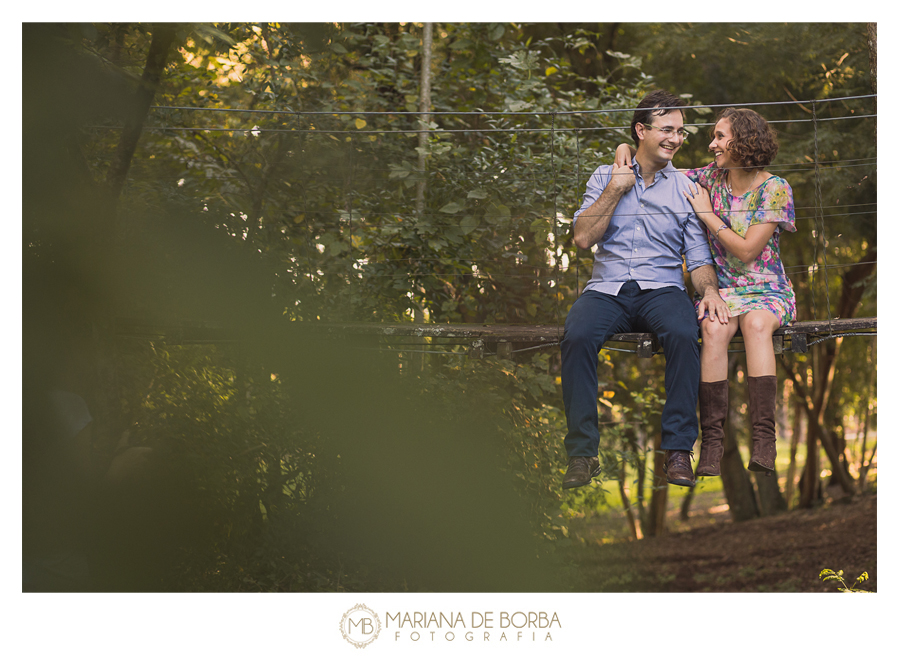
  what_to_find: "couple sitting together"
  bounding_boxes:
[561,90,796,489]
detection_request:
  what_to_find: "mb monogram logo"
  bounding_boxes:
[340,604,382,648]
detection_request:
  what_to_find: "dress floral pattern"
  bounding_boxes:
[685,162,797,325]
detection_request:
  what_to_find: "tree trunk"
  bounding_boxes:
[719,358,759,521]
[628,429,647,525]
[679,485,695,521]
[645,433,668,537]
[618,445,643,540]
[409,23,434,374]
[866,23,876,144]
[788,395,829,506]
[105,24,179,203]
[785,397,803,509]
[754,469,787,516]
[94,24,179,454]
[858,341,876,492]
[415,22,433,218]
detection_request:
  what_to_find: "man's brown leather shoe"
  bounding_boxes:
[562,456,601,490]
[664,450,695,488]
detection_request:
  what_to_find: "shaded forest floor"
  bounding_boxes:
[559,488,877,593]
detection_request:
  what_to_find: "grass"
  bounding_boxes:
[561,455,726,515]
[558,440,875,545]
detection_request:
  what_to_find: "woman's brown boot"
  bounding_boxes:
[748,375,778,473]
[696,380,728,477]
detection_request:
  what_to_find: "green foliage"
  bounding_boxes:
[819,568,873,593]
[421,351,569,534]
[82,22,659,329]
[115,341,343,591]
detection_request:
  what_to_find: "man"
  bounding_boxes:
[561,90,729,489]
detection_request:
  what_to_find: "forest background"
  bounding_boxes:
[21,21,876,595]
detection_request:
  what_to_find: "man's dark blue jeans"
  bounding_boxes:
[561,281,701,457]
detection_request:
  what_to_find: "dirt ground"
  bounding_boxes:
[561,488,877,593]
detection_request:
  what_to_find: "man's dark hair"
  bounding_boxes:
[630,90,687,147]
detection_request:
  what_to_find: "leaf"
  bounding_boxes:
[467,189,488,199]
[545,66,558,76]
[193,25,237,49]
[330,42,348,54]
[507,100,532,112]
[355,118,367,129]
[460,216,479,235]
[439,202,464,214]
[530,217,549,231]
[389,162,412,179]
[487,202,511,223]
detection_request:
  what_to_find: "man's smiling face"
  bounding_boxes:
[636,109,686,166]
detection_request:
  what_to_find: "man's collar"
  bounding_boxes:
[632,158,676,179]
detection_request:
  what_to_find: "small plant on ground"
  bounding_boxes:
[819,568,873,592]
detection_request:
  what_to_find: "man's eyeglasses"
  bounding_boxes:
[642,123,689,139]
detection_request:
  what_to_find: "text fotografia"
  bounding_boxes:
[386,611,561,642]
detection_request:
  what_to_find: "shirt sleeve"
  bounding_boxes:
[750,177,797,233]
[573,165,610,225]
[673,170,714,272]
[682,212,714,272]
[683,162,720,189]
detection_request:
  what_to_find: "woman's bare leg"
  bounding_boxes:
[739,310,782,377]
[700,315,741,382]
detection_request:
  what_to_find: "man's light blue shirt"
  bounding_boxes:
[573,159,713,295]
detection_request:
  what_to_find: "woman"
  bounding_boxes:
[615,107,796,476]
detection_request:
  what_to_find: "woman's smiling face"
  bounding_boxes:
[709,118,739,169]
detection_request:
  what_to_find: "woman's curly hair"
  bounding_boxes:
[715,107,779,169]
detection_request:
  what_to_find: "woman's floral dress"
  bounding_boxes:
[686,162,797,325]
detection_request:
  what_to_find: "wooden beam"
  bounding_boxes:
[116,317,876,358]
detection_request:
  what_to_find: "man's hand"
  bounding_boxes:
[609,161,636,194]
[696,289,731,324]
[689,264,730,324]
